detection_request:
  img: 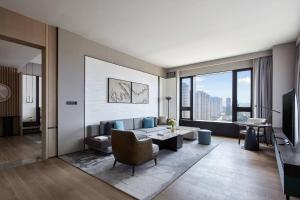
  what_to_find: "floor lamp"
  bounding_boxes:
[166,96,172,119]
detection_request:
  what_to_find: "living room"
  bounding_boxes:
[0,1,300,200]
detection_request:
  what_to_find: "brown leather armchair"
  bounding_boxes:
[111,130,159,175]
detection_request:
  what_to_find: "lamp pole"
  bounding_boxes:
[166,96,172,119]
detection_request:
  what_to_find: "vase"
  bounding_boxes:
[171,125,175,133]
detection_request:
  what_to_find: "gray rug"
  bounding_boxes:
[60,140,219,200]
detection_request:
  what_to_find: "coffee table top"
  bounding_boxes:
[147,129,191,141]
[147,130,177,141]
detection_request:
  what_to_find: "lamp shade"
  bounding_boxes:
[166,96,172,100]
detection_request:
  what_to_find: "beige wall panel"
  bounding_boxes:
[47,26,57,128]
[48,128,57,158]
[0,7,46,47]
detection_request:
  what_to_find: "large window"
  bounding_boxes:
[180,68,252,122]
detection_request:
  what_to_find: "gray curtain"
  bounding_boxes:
[295,45,300,136]
[253,56,273,123]
[295,45,300,113]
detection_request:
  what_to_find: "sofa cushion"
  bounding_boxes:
[154,117,158,127]
[137,126,167,133]
[133,118,143,129]
[100,121,114,135]
[122,118,134,130]
[87,125,100,137]
[143,117,154,128]
[114,120,125,130]
[158,116,167,125]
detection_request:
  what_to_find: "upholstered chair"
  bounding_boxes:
[111,130,159,176]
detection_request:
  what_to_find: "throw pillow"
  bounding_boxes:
[154,117,158,127]
[158,116,167,125]
[143,117,154,128]
[114,120,125,130]
[104,122,113,135]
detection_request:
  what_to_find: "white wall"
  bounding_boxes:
[58,29,164,155]
[159,77,178,119]
[85,57,158,127]
[159,77,167,117]
[272,42,296,127]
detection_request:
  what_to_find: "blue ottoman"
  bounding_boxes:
[198,129,212,145]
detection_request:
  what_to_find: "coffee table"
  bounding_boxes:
[147,130,183,151]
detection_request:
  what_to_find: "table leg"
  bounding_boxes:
[244,127,259,151]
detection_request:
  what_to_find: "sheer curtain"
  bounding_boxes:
[253,56,273,122]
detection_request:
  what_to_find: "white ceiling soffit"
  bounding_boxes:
[0,39,41,69]
[1,0,299,68]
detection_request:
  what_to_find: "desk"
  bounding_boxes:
[234,122,272,151]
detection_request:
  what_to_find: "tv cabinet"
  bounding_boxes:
[273,128,300,200]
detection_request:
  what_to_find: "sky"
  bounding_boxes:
[195,70,251,106]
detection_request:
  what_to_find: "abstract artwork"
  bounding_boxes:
[132,82,149,104]
[108,78,131,103]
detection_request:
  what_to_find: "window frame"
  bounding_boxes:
[179,76,193,120]
[179,68,253,122]
[232,68,253,122]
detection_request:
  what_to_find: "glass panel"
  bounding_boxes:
[237,70,251,107]
[182,110,190,119]
[181,78,191,107]
[237,112,251,122]
[193,71,232,121]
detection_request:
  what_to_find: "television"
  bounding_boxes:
[282,89,299,146]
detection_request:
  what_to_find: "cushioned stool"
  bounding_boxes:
[198,129,212,145]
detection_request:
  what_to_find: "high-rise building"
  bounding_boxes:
[194,91,210,120]
[210,97,222,120]
[226,97,231,115]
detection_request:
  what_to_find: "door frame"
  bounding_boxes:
[0,35,48,160]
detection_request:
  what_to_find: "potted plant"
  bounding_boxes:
[167,118,177,133]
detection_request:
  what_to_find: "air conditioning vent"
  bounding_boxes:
[166,71,176,78]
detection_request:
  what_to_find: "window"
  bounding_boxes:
[180,77,193,120]
[233,69,252,122]
[180,68,252,122]
[193,71,232,122]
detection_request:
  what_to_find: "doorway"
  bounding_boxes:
[0,39,42,169]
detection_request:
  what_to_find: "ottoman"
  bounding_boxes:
[198,129,212,145]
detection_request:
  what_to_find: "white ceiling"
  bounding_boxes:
[0,40,41,69]
[1,0,299,68]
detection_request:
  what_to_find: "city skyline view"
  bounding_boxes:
[195,71,251,107]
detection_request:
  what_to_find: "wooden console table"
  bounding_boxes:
[273,128,300,200]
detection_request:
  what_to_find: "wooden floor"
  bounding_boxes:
[0,134,41,166]
[0,137,298,200]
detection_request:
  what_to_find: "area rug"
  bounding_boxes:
[60,140,219,200]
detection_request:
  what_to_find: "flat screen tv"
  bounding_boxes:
[282,89,299,146]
